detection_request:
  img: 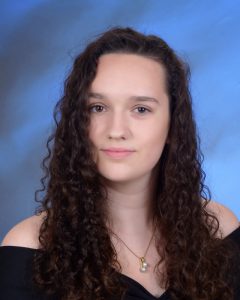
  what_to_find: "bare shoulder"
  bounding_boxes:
[0,211,46,249]
[202,198,240,238]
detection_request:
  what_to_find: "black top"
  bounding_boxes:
[0,226,240,300]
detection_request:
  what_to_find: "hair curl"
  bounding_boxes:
[32,26,240,300]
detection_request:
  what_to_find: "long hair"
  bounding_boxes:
[32,26,240,300]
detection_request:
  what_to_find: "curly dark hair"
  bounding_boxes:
[32,26,240,300]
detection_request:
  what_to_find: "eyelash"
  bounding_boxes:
[89,105,151,114]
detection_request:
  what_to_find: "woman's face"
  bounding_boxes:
[88,53,170,184]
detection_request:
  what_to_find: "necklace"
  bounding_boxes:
[109,223,157,273]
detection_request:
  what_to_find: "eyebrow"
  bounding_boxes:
[88,92,159,104]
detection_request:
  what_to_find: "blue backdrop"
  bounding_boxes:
[0,0,239,241]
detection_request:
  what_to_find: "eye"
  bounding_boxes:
[89,104,106,113]
[134,106,151,114]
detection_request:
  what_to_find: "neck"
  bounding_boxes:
[103,172,157,236]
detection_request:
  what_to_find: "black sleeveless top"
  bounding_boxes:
[0,226,240,300]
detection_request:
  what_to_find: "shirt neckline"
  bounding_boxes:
[0,225,239,299]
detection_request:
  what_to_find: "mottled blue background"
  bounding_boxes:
[1,0,239,241]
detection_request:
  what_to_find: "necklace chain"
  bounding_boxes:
[109,222,157,272]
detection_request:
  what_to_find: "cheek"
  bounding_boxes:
[88,128,95,145]
[142,137,166,168]
[89,119,99,144]
[88,124,100,162]
[140,123,169,161]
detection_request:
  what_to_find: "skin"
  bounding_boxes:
[88,53,170,240]
[87,55,172,296]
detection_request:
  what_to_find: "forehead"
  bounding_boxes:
[89,53,168,96]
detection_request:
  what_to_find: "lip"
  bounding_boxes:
[102,147,135,152]
[101,148,135,159]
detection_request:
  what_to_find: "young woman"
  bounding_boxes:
[0,27,240,300]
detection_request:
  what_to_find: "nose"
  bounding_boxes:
[108,111,129,140]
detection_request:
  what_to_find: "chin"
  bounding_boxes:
[102,175,131,183]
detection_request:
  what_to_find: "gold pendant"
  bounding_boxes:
[139,257,148,272]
